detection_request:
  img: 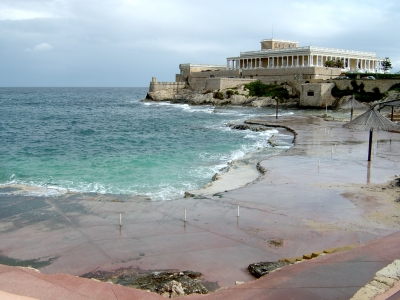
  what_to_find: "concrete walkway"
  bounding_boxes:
[1,115,400,299]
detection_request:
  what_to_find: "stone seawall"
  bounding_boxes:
[149,81,186,93]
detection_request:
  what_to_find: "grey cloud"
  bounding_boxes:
[0,0,399,86]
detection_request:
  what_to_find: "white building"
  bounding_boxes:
[226,39,384,73]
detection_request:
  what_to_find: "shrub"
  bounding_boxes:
[359,82,365,92]
[350,80,359,91]
[389,83,400,92]
[324,59,344,68]
[345,73,400,79]
[331,84,383,102]
[244,81,289,100]
[331,85,353,98]
[226,90,234,98]
[213,91,224,100]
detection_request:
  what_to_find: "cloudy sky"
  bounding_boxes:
[1,0,399,87]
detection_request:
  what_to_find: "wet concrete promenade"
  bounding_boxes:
[1,115,400,299]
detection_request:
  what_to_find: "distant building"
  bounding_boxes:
[226,39,384,73]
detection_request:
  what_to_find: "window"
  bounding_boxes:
[307,91,314,96]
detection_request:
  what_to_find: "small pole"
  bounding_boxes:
[318,158,320,167]
[350,95,354,121]
[391,106,394,121]
[119,213,122,227]
[368,129,373,161]
[184,209,187,222]
[237,206,240,218]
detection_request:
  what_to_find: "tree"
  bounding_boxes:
[382,57,392,72]
[324,59,344,68]
[324,60,335,68]
[334,59,344,68]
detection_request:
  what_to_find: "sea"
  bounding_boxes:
[0,87,297,200]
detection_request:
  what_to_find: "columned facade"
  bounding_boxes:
[226,39,384,74]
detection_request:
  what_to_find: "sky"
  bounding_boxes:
[1,0,399,87]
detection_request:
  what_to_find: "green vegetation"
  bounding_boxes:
[331,79,384,102]
[244,81,289,100]
[382,57,393,72]
[213,91,224,100]
[345,73,400,79]
[324,59,344,68]
[226,90,234,98]
[331,85,353,98]
[389,83,400,92]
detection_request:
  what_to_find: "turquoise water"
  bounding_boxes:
[0,87,292,200]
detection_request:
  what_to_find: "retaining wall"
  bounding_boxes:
[205,78,256,91]
[334,79,400,93]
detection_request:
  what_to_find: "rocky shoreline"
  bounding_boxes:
[145,84,300,108]
[186,122,294,197]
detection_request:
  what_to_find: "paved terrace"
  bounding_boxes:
[1,115,400,299]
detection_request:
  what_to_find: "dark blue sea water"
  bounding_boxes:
[0,87,292,200]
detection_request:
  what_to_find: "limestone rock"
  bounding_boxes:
[147,90,177,101]
[160,280,185,298]
[251,97,275,107]
[187,93,214,105]
[248,261,289,278]
[229,95,253,105]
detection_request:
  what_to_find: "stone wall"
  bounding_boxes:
[241,66,342,83]
[188,70,241,90]
[149,81,187,93]
[334,79,400,93]
[190,69,240,79]
[205,78,256,91]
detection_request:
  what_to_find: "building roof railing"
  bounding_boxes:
[238,46,377,58]
[260,38,298,43]
[179,63,226,68]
